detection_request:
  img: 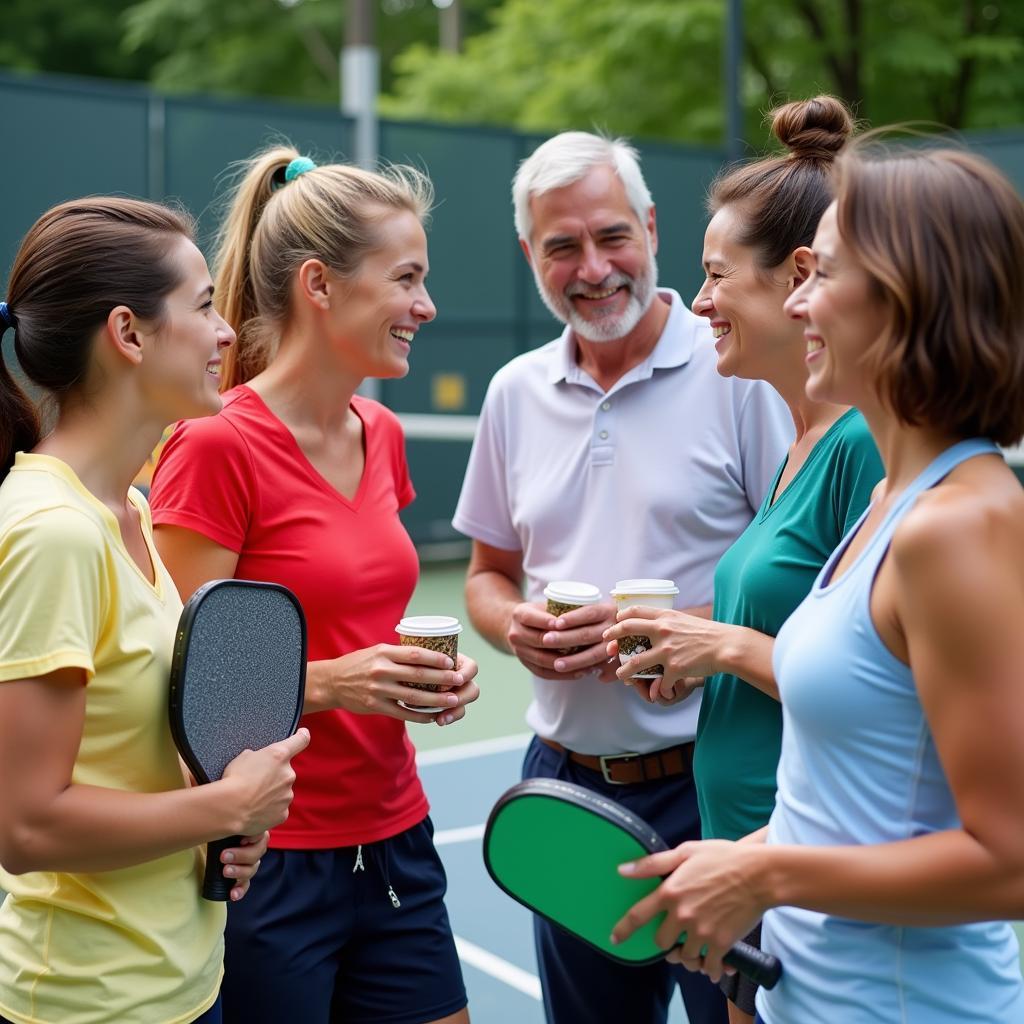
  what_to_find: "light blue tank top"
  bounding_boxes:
[758,439,1024,1024]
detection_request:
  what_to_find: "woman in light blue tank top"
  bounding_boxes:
[610,145,1024,1023]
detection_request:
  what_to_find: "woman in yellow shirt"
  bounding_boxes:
[0,197,310,1024]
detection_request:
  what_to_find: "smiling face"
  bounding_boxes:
[142,235,235,421]
[327,209,435,379]
[784,201,889,407]
[691,204,805,382]
[524,164,658,343]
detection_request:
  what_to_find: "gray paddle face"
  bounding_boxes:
[170,580,306,784]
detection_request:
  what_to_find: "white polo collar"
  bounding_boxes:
[546,289,697,386]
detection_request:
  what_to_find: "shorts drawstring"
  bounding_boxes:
[380,840,401,909]
[352,841,400,908]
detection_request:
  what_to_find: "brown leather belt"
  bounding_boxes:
[540,737,695,786]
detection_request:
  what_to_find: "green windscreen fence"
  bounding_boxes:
[3,70,1024,542]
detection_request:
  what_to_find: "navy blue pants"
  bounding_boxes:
[220,818,466,1024]
[523,736,728,1024]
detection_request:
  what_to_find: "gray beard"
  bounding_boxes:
[534,251,659,344]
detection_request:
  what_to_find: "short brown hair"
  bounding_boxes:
[708,95,855,270]
[835,146,1024,446]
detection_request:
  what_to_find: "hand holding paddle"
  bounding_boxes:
[613,838,771,983]
[221,728,311,834]
[170,579,307,900]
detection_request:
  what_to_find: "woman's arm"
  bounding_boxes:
[611,486,1024,978]
[155,524,480,723]
[0,667,308,876]
[604,608,780,700]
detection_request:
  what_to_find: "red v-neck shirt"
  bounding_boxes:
[150,386,427,847]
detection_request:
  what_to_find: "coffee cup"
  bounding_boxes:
[543,581,602,656]
[609,579,679,679]
[395,615,463,713]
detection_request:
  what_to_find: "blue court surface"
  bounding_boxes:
[407,560,1024,1024]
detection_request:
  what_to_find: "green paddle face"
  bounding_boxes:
[484,779,783,989]
[484,785,669,964]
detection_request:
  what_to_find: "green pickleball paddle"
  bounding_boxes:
[483,778,782,988]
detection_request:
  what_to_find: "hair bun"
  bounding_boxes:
[771,96,854,161]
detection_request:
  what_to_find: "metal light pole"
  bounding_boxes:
[724,0,744,162]
[341,0,380,400]
[434,0,462,53]
[341,0,379,171]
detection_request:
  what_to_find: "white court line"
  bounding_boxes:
[454,934,542,1001]
[434,823,485,846]
[416,732,532,766]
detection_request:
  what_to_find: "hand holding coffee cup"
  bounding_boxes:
[395,615,463,713]
[609,579,679,680]
[543,581,603,656]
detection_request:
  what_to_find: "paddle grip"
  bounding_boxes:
[724,940,782,989]
[203,835,243,901]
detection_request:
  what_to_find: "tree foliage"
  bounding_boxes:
[382,0,1024,142]
[1,0,1021,143]
[0,0,165,82]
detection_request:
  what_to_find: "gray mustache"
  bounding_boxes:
[565,274,632,297]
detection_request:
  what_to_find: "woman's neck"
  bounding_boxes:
[761,343,848,444]
[247,330,363,435]
[857,401,962,497]
[34,398,166,507]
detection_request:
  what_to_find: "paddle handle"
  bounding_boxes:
[724,939,782,989]
[203,835,242,901]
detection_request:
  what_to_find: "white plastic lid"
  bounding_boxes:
[395,615,463,637]
[543,581,602,605]
[609,578,679,597]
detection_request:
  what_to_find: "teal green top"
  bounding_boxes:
[694,408,884,841]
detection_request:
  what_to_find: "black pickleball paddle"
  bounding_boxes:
[484,778,782,988]
[169,579,306,901]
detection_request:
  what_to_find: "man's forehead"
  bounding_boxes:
[530,185,641,244]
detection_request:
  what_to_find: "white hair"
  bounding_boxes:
[512,131,654,245]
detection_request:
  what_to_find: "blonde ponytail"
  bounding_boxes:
[214,146,297,391]
[212,144,435,392]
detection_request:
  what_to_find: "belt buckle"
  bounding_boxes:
[599,751,642,785]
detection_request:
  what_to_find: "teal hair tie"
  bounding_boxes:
[285,156,316,182]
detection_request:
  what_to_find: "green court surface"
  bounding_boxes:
[404,559,531,753]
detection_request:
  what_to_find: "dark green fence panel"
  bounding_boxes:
[401,438,474,549]
[0,73,150,274]
[163,95,353,251]
[379,119,528,412]
[4,69,1024,547]
[636,141,728,305]
[967,132,1024,196]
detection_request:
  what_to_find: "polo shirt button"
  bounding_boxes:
[601,401,611,411]
[599,430,609,440]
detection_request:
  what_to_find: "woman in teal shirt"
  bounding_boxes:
[605,95,883,1023]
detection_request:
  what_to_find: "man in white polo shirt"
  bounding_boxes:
[452,132,791,1024]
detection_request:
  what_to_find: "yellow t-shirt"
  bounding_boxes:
[0,454,225,1024]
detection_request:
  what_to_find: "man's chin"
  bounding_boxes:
[567,307,643,343]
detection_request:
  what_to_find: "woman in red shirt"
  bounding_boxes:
[150,149,479,1024]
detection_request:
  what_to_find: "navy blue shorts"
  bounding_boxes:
[523,736,727,1024]
[220,817,466,1024]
